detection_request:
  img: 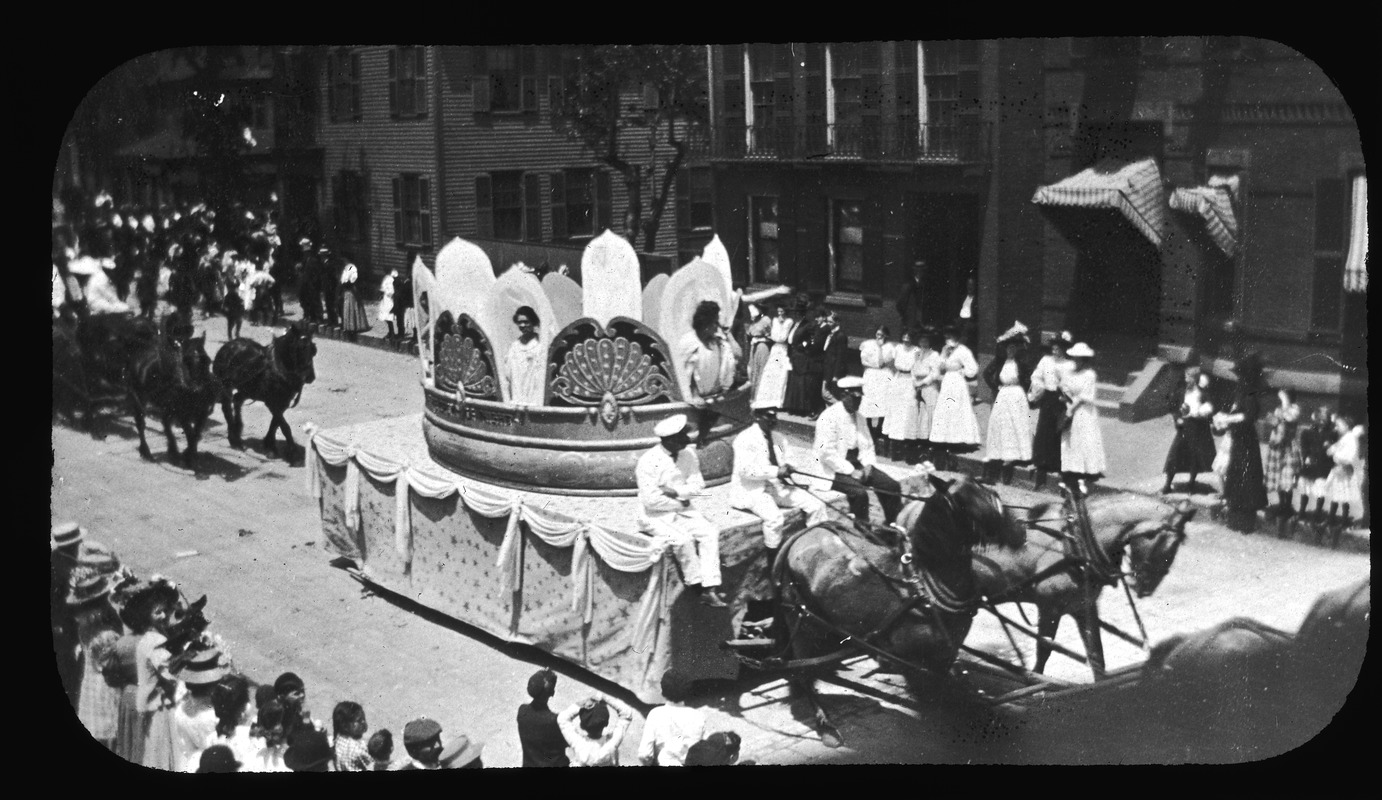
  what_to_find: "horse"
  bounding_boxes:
[125,332,221,470]
[773,473,1025,743]
[212,323,318,459]
[972,494,1194,678]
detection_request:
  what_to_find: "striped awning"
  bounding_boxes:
[1032,158,1169,248]
[1344,174,1367,293]
[1170,185,1239,257]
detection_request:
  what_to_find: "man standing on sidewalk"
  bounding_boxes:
[297,237,322,324]
[318,245,340,327]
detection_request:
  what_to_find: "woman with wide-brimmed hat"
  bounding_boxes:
[981,322,1034,484]
[1059,342,1107,489]
[171,642,234,772]
[1028,331,1074,490]
[68,569,126,751]
[109,578,183,767]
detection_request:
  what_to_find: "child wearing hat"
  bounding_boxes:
[638,668,706,766]
[170,643,233,772]
[390,717,445,770]
[557,692,636,767]
[516,668,569,767]
[69,571,124,751]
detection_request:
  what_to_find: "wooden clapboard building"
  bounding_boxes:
[314,45,707,281]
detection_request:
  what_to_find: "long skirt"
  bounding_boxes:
[783,368,821,416]
[141,707,179,770]
[747,341,772,395]
[77,653,121,743]
[1163,417,1217,476]
[882,375,924,441]
[114,684,144,763]
[860,367,893,420]
[1221,427,1268,515]
[928,372,981,448]
[341,286,371,333]
[1031,393,1065,472]
[1061,403,1107,476]
[755,344,790,409]
[984,385,1032,463]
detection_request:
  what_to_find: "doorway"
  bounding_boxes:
[1063,209,1163,343]
[908,193,982,330]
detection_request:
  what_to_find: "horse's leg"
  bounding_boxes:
[262,406,281,457]
[1074,606,1107,680]
[277,411,299,461]
[161,411,180,459]
[1033,605,1062,674]
[230,393,248,449]
[129,394,153,461]
[182,415,202,470]
[219,390,241,448]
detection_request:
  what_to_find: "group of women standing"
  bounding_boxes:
[750,302,835,418]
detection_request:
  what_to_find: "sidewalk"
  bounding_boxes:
[258,290,1368,552]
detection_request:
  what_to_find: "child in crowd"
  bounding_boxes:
[685,731,746,766]
[368,729,394,771]
[223,276,244,340]
[206,674,258,771]
[249,699,291,772]
[1264,387,1303,536]
[638,668,706,766]
[273,671,320,740]
[1322,414,1364,547]
[557,693,636,767]
[1293,406,1338,537]
[331,701,374,771]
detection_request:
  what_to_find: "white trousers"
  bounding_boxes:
[642,511,722,588]
[732,484,830,549]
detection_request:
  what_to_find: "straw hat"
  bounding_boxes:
[437,734,485,769]
[51,521,85,549]
[1067,342,1095,359]
[67,572,117,608]
[996,321,1030,345]
[172,643,232,686]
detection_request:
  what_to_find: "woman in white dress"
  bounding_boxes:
[379,268,398,339]
[981,323,1034,484]
[505,305,546,405]
[753,304,795,409]
[1060,342,1107,490]
[928,325,982,470]
[745,304,773,397]
[859,326,895,444]
[913,328,945,465]
[882,329,923,462]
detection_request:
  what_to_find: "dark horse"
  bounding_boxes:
[972,494,1195,678]
[773,474,1024,743]
[213,323,318,459]
[125,332,221,470]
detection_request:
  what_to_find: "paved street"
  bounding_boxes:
[52,309,1370,766]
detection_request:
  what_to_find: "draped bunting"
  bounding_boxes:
[305,425,671,648]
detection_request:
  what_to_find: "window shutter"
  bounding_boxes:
[327,52,338,123]
[351,52,363,121]
[596,171,613,233]
[676,168,691,231]
[472,76,490,113]
[332,173,344,233]
[475,175,493,238]
[388,49,398,117]
[392,177,403,246]
[550,172,567,240]
[523,173,542,242]
[420,177,432,246]
[415,48,428,117]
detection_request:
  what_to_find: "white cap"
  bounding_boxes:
[654,414,691,438]
[836,376,865,390]
[1066,342,1094,358]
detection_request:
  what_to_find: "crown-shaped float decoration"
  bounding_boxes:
[549,317,679,426]
[434,312,500,400]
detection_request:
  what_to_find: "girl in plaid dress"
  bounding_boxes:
[1264,388,1303,535]
[332,701,374,771]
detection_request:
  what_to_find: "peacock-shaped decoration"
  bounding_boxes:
[434,312,499,400]
[550,317,679,425]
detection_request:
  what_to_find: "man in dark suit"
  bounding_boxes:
[318,245,340,327]
[895,261,926,332]
[297,236,322,323]
[818,308,850,407]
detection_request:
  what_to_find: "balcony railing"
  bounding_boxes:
[694,121,991,165]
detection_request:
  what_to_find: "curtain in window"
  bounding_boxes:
[1343,174,1368,293]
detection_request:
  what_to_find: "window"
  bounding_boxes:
[327,48,361,123]
[1312,178,1349,330]
[548,46,588,123]
[550,169,611,240]
[332,171,367,242]
[393,174,432,248]
[678,166,713,231]
[922,40,978,156]
[828,43,861,151]
[749,196,780,284]
[801,43,827,156]
[748,44,774,153]
[895,41,919,153]
[722,44,746,157]
[389,46,427,118]
[829,199,864,293]
[475,171,540,241]
[474,46,538,114]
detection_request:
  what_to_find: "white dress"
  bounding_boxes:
[754,317,795,409]
[505,337,546,405]
[378,273,395,321]
[913,349,943,440]
[859,340,895,420]
[882,345,924,440]
[929,344,982,446]
[984,359,1033,462]
[1061,367,1107,475]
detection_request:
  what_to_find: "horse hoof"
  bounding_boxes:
[138,448,154,461]
[819,727,844,749]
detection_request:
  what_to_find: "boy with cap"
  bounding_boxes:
[810,377,904,526]
[390,717,445,770]
[196,744,242,773]
[638,668,706,766]
[516,668,569,767]
[730,400,830,553]
[636,414,728,607]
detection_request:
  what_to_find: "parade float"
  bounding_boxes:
[306,231,833,702]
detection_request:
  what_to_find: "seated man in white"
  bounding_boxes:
[730,399,830,554]
[810,376,904,526]
[636,414,728,608]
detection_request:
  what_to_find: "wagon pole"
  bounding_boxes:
[1119,576,1152,654]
